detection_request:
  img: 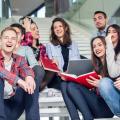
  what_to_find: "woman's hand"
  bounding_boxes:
[22,17,31,32]
[86,75,102,87]
[114,77,120,90]
[105,34,112,43]
[52,58,59,66]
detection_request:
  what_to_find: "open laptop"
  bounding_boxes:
[67,59,94,76]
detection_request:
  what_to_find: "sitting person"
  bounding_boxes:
[0,27,37,120]
[98,24,120,117]
[46,17,81,120]
[67,36,113,120]
[10,23,45,120]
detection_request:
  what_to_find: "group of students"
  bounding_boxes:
[0,10,120,120]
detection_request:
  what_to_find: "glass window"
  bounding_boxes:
[37,6,45,18]
[0,0,2,17]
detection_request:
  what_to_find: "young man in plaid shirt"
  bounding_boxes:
[0,27,38,120]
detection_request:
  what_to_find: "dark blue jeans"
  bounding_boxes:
[47,74,80,120]
[3,65,45,120]
[67,82,114,120]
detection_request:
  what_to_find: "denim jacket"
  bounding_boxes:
[46,42,80,71]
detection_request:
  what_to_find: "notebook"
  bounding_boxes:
[60,59,99,88]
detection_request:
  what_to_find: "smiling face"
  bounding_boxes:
[53,21,65,41]
[92,38,106,59]
[93,13,107,30]
[107,27,119,46]
[30,23,40,40]
[1,29,17,54]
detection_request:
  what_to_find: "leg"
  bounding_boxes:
[99,77,120,116]
[4,88,25,120]
[0,79,6,120]
[60,81,80,120]
[68,82,93,120]
[25,65,45,120]
[74,83,113,118]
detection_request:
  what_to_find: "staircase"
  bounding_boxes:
[0,17,92,58]
[33,17,92,58]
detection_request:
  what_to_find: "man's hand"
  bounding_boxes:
[114,77,120,90]
[17,79,30,92]
[25,76,36,94]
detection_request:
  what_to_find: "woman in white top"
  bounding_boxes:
[99,24,120,117]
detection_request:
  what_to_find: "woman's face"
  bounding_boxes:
[93,38,106,59]
[107,27,119,45]
[53,21,65,40]
[30,23,40,40]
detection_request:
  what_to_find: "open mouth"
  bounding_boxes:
[6,44,13,48]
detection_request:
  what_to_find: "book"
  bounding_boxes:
[60,71,99,89]
[41,56,60,72]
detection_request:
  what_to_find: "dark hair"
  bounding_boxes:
[94,11,107,18]
[19,16,34,25]
[106,24,120,56]
[31,22,39,46]
[10,23,25,35]
[1,27,17,37]
[50,17,72,46]
[91,36,108,77]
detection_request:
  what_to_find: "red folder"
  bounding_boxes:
[60,71,99,89]
[41,56,60,72]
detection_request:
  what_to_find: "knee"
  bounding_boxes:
[98,77,113,95]
[67,82,79,95]
[33,65,45,79]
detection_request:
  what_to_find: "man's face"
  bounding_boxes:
[93,13,107,30]
[1,30,17,53]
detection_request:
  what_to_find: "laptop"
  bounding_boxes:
[67,59,94,76]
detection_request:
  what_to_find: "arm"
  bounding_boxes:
[46,43,53,59]
[70,42,80,60]
[25,46,38,67]
[19,56,35,79]
[0,67,21,85]
[106,36,120,78]
[21,32,33,46]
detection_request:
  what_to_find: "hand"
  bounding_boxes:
[86,75,101,87]
[17,79,30,92]
[38,60,42,66]
[22,17,31,32]
[105,34,112,42]
[52,58,59,66]
[58,72,67,81]
[25,76,36,94]
[114,77,120,90]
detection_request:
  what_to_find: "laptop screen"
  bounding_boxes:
[67,59,94,76]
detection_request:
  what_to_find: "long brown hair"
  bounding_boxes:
[50,17,72,46]
[90,36,108,77]
[106,24,120,56]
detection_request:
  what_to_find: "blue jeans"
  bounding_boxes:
[67,82,113,120]
[4,65,45,120]
[47,74,80,120]
[98,77,120,117]
[60,81,80,120]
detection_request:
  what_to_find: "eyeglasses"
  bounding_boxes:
[2,36,17,41]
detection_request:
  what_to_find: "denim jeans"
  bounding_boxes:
[98,77,120,117]
[4,65,45,120]
[67,82,113,120]
[47,74,80,120]
[60,81,80,120]
[0,79,6,120]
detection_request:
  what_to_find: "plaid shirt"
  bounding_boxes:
[0,50,34,86]
[21,32,48,61]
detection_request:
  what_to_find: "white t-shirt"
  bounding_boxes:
[4,58,14,99]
